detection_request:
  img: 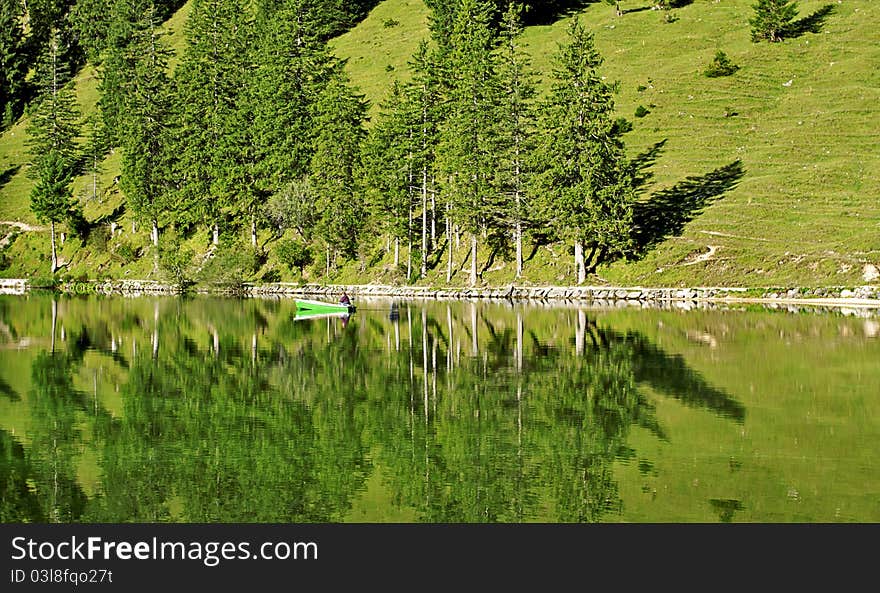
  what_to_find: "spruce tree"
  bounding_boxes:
[119,3,173,256]
[309,69,369,274]
[361,80,417,273]
[26,28,82,274]
[436,0,499,287]
[26,30,81,171]
[98,0,154,147]
[171,0,250,246]
[251,0,335,198]
[750,0,798,43]
[0,0,29,128]
[536,18,634,284]
[29,152,75,274]
[81,112,110,203]
[491,2,537,280]
[407,41,444,279]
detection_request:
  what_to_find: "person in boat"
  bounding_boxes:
[340,291,351,306]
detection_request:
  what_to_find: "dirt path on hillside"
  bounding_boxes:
[0,220,45,231]
[0,220,46,249]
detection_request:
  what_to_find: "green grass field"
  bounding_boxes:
[1,0,878,289]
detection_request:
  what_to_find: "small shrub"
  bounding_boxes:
[636,84,647,92]
[198,242,254,290]
[29,274,58,289]
[634,105,651,118]
[88,225,111,252]
[613,117,633,134]
[383,18,400,28]
[111,241,138,264]
[276,238,313,275]
[261,268,281,283]
[159,240,195,289]
[704,50,740,78]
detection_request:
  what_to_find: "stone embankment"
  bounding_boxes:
[245,282,880,307]
[3,278,878,308]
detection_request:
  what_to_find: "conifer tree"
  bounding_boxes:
[750,0,798,43]
[407,41,444,279]
[172,0,250,246]
[361,80,417,273]
[252,0,335,198]
[26,30,82,274]
[536,18,634,284]
[491,2,537,280]
[0,0,29,128]
[98,0,154,147]
[436,0,499,287]
[310,69,369,274]
[119,3,173,256]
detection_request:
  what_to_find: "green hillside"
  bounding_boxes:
[1,0,878,289]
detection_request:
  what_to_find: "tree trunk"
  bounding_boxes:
[515,221,523,279]
[212,223,219,246]
[406,237,412,281]
[446,211,452,284]
[394,237,400,267]
[574,240,586,285]
[421,168,427,277]
[430,183,436,248]
[470,233,478,287]
[151,219,159,247]
[251,216,257,249]
[50,221,58,274]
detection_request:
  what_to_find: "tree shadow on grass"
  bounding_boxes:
[631,139,668,193]
[0,165,21,190]
[525,1,598,26]
[785,4,835,39]
[630,159,745,255]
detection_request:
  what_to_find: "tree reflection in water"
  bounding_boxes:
[0,295,742,523]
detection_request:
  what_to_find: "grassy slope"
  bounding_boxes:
[1,0,878,288]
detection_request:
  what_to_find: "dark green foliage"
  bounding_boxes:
[276,238,313,275]
[704,50,740,77]
[171,0,253,240]
[29,152,75,225]
[197,240,255,289]
[26,31,82,174]
[112,241,139,265]
[436,0,499,285]
[0,0,29,128]
[310,69,369,263]
[119,3,174,248]
[491,2,539,279]
[361,80,414,251]
[750,0,798,42]
[634,105,650,118]
[158,235,194,288]
[535,18,635,279]
[251,0,336,199]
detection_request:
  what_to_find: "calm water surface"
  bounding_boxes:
[0,293,877,523]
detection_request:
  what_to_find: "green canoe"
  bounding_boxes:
[295,298,356,314]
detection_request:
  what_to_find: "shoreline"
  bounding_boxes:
[2,278,879,310]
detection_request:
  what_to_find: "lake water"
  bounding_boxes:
[0,293,877,523]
